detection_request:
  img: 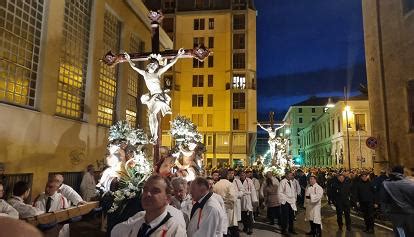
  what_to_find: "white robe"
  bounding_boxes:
[212,193,228,235]
[232,178,244,221]
[240,178,258,212]
[278,179,297,211]
[59,184,83,205]
[80,172,96,201]
[0,199,19,219]
[187,194,223,237]
[213,179,237,227]
[304,183,323,225]
[112,208,187,237]
[7,196,44,218]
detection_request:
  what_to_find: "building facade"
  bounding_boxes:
[362,0,414,171]
[299,97,373,169]
[144,0,257,168]
[282,97,330,165]
[0,0,172,195]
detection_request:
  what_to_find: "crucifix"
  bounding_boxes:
[102,10,211,166]
[257,111,285,165]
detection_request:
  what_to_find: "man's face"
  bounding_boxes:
[0,184,4,199]
[309,177,317,186]
[146,62,159,73]
[228,171,235,180]
[361,175,369,182]
[246,171,253,178]
[338,175,345,183]
[207,179,214,191]
[240,172,246,180]
[141,178,170,212]
[287,173,294,180]
[190,182,204,202]
[173,184,187,202]
[212,172,220,182]
[266,171,272,179]
[45,182,59,196]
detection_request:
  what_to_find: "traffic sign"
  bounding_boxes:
[366,137,378,149]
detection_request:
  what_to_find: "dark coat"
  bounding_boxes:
[353,180,377,203]
[329,178,352,207]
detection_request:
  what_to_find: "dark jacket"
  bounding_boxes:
[353,179,377,204]
[329,178,352,207]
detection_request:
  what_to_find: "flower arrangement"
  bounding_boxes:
[108,121,149,146]
[170,116,202,146]
[263,165,285,177]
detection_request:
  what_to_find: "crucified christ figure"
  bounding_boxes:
[124,49,185,144]
[258,122,285,165]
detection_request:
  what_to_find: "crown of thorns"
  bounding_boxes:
[147,54,166,66]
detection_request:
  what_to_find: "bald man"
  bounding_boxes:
[0,217,43,237]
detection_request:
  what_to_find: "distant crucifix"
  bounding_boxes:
[257,111,285,165]
[102,10,211,164]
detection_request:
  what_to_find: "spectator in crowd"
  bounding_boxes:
[239,169,258,235]
[80,164,97,201]
[170,177,192,225]
[329,173,352,231]
[0,217,43,237]
[51,174,85,206]
[304,175,323,237]
[8,181,44,218]
[262,171,280,226]
[111,175,186,237]
[354,172,377,234]
[0,182,18,219]
[380,165,414,237]
[278,171,298,235]
[187,177,222,237]
[373,170,388,194]
[296,169,307,209]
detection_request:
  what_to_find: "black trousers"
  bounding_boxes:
[225,226,240,237]
[241,211,253,230]
[267,206,281,224]
[309,221,322,236]
[281,203,294,231]
[360,202,375,230]
[336,204,351,228]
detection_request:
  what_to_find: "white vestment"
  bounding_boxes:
[187,193,223,237]
[213,179,238,227]
[7,196,44,218]
[80,172,96,201]
[0,199,19,219]
[59,184,83,205]
[170,194,192,225]
[212,192,229,235]
[240,178,258,211]
[111,208,186,237]
[278,179,298,211]
[304,183,323,225]
[232,178,244,221]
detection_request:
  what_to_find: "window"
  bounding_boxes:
[233,118,239,130]
[207,114,213,127]
[193,58,204,68]
[126,34,144,127]
[0,0,44,107]
[297,128,302,135]
[337,117,341,132]
[312,117,316,121]
[207,94,213,107]
[299,117,303,123]
[208,56,214,67]
[98,10,121,126]
[193,18,205,30]
[312,108,316,113]
[233,134,246,146]
[402,0,414,15]
[209,18,214,29]
[192,94,203,107]
[217,134,229,146]
[192,114,203,127]
[233,112,246,130]
[233,53,245,69]
[193,37,205,47]
[233,74,246,89]
[233,93,245,109]
[206,135,213,146]
[233,33,245,49]
[233,14,245,30]
[56,0,91,119]
[164,0,175,10]
[194,0,203,8]
[409,80,414,131]
[297,108,302,113]
[355,114,366,131]
[192,75,204,87]
[298,138,300,145]
[208,37,214,48]
[163,18,174,33]
[208,75,214,87]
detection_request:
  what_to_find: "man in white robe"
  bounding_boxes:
[8,181,44,218]
[0,182,18,219]
[247,170,261,218]
[228,168,244,224]
[239,169,258,235]
[80,165,97,201]
[51,174,85,206]
[304,175,323,237]
[111,175,186,237]
[187,177,222,237]
[278,171,298,235]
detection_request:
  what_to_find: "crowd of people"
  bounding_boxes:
[1,163,413,237]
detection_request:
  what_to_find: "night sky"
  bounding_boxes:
[255,0,367,121]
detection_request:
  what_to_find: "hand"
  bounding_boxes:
[356,202,360,207]
[374,204,378,208]
[177,48,185,57]
[123,52,131,61]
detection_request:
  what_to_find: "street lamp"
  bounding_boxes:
[344,87,351,170]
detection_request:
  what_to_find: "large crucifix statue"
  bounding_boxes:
[102,10,211,165]
[257,111,285,165]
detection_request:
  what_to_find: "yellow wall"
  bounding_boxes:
[0,0,171,197]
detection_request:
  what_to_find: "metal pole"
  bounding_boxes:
[358,130,362,168]
[345,86,351,170]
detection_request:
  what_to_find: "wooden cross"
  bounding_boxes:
[101,10,211,165]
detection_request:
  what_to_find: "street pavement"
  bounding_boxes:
[240,204,394,237]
